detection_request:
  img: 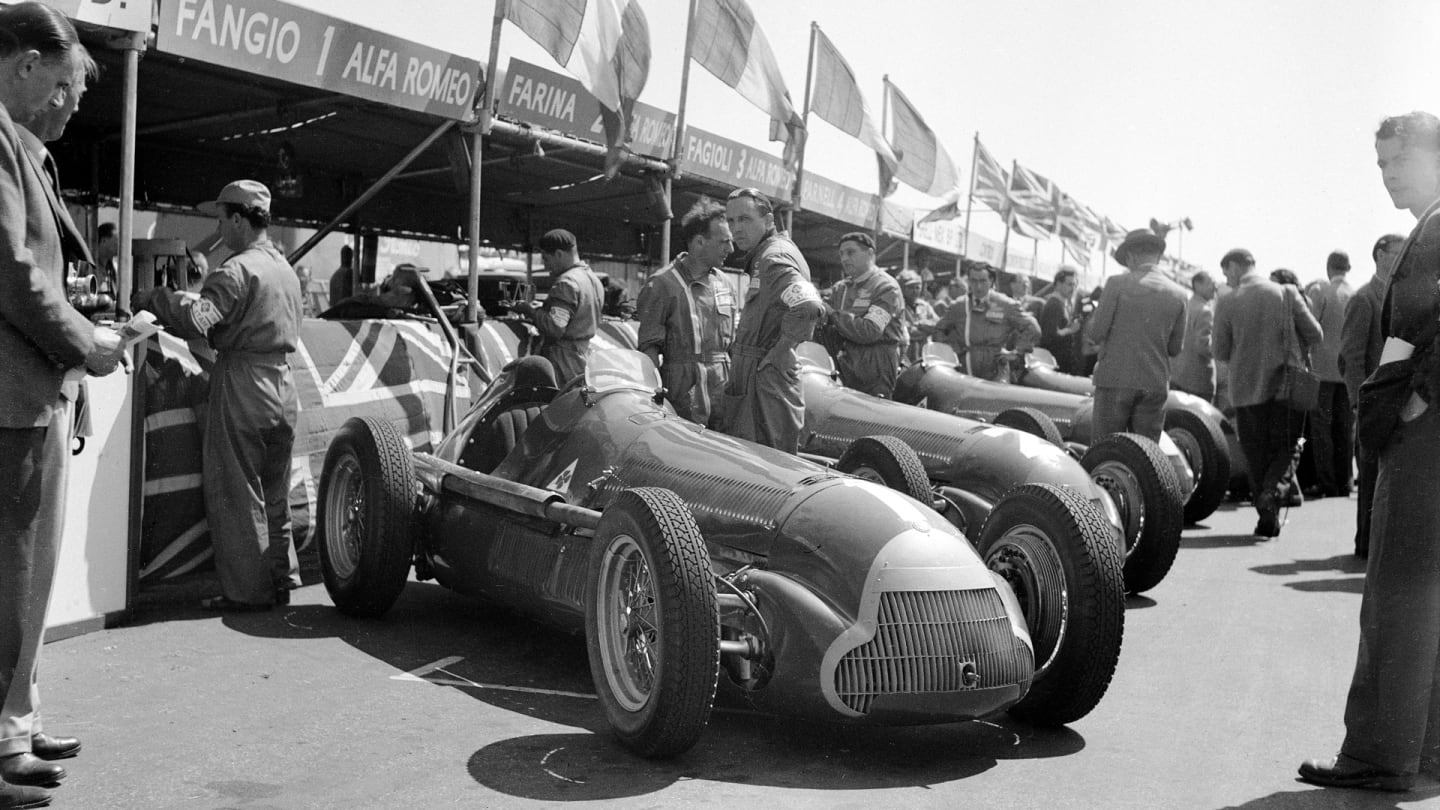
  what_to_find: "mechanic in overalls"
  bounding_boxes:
[141,180,303,611]
[722,188,824,453]
[512,229,604,383]
[933,260,1040,380]
[637,198,737,427]
[824,232,905,396]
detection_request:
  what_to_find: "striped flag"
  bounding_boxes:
[918,188,962,224]
[502,0,651,177]
[690,0,805,166]
[972,139,1010,214]
[884,78,961,197]
[1010,162,1059,233]
[810,27,898,181]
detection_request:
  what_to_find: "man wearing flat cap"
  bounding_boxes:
[513,229,604,382]
[824,232,906,396]
[896,268,938,365]
[1212,246,1321,538]
[1085,229,1188,442]
[140,179,304,611]
[933,260,1040,381]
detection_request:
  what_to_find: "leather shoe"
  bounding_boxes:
[0,781,49,809]
[0,754,64,787]
[29,735,79,761]
[1299,754,1414,792]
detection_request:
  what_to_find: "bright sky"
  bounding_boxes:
[293,0,1440,286]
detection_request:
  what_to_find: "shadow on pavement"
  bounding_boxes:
[465,715,1083,801]
[1286,578,1365,595]
[1218,781,1440,809]
[193,582,1088,799]
[1183,533,1269,549]
[1251,555,1366,577]
[1125,594,1157,610]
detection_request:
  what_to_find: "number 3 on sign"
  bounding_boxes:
[316,25,335,76]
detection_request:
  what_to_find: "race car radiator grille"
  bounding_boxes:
[834,588,1032,715]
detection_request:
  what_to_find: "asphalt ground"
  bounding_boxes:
[30,492,1440,810]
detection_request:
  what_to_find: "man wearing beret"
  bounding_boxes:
[933,261,1039,381]
[140,179,304,611]
[824,232,906,396]
[1085,229,1188,441]
[722,188,824,453]
[512,229,604,383]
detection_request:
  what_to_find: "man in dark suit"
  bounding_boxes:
[1338,233,1405,558]
[1038,265,1083,373]
[1212,248,1322,539]
[0,9,125,805]
[1085,229,1188,440]
[1301,110,1440,794]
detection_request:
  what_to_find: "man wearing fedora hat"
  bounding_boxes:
[140,179,304,611]
[1085,228,1188,441]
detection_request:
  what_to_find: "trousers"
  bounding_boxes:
[725,349,804,454]
[0,404,69,756]
[1093,385,1167,441]
[1310,381,1354,494]
[1234,400,1305,501]
[1341,403,1440,773]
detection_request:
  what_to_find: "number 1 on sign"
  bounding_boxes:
[316,25,335,76]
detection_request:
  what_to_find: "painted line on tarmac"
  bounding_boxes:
[392,656,597,700]
[542,747,586,784]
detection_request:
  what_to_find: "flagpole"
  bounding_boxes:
[663,0,700,263]
[787,22,819,234]
[466,0,508,324]
[876,74,889,245]
[961,133,978,259]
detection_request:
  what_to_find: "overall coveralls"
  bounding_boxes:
[828,267,905,397]
[535,263,604,383]
[724,231,823,453]
[148,240,303,606]
[934,289,1039,380]
[636,255,738,427]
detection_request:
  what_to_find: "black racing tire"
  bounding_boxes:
[994,407,1065,448]
[585,488,719,758]
[1081,432,1184,594]
[978,483,1125,726]
[834,435,933,504]
[317,416,417,618]
[1165,408,1231,525]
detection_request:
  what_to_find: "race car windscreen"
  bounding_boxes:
[585,349,663,396]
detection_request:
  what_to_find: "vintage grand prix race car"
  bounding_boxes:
[316,349,1125,758]
[799,343,1176,595]
[893,343,1188,594]
[1016,348,1244,518]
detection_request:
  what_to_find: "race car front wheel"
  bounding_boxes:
[586,488,719,759]
[1165,408,1231,525]
[834,435,933,504]
[317,416,417,618]
[1081,432,1185,594]
[994,407,1065,448]
[978,483,1125,726]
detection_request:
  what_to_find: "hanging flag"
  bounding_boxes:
[972,139,1010,214]
[690,0,805,166]
[883,78,961,197]
[918,188,962,224]
[1008,207,1053,241]
[502,0,651,177]
[810,26,898,179]
[1010,162,1059,233]
[1099,216,1128,247]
